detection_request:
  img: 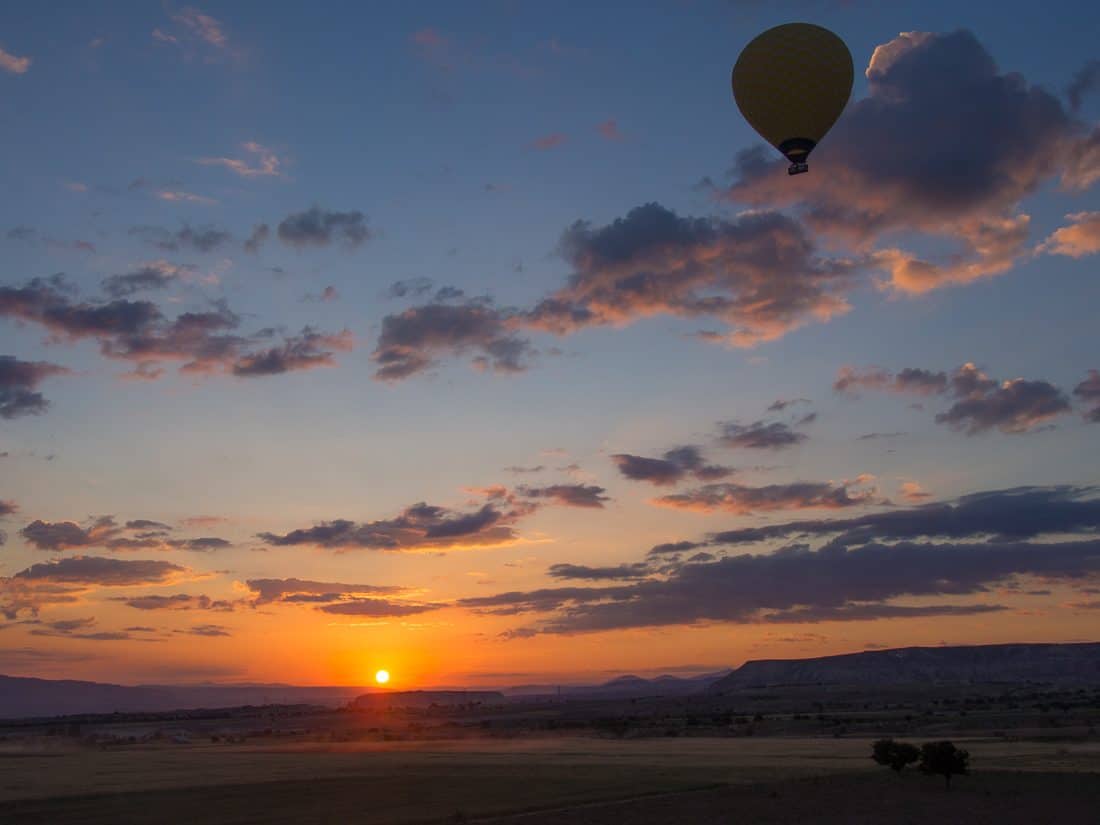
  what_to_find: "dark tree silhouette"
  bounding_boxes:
[919,740,970,789]
[871,738,921,773]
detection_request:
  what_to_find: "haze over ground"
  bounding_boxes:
[1,0,1099,690]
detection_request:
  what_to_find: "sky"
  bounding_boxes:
[1,1,1099,689]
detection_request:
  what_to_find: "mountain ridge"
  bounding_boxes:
[710,641,1100,692]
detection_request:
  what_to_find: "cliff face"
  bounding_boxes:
[710,642,1100,691]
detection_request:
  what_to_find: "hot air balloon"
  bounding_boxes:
[731,23,853,175]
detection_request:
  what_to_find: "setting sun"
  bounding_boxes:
[375,669,390,685]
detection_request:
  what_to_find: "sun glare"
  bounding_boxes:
[374,669,390,685]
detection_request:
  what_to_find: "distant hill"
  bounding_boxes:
[504,670,730,699]
[350,690,505,709]
[0,675,369,719]
[710,642,1100,692]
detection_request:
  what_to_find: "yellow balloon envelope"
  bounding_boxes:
[732,23,853,175]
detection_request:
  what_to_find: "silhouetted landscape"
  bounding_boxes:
[3,643,1100,822]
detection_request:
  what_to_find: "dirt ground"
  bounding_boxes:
[483,772,1100,825]
[0,736,1097,824]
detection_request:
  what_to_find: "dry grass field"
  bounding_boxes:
[1,736,1098,823]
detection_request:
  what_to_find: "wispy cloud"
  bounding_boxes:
[153,7,236,61]
[0,45,31,75]
[156,189,218,205]
[196,142,283,178]
[530,133,567,151]
[597,120,623,141]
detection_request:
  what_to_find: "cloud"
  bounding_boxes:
[655,479,876,514]
[180,515,229,529]
[411,28,446,49]
[547,563,651,581]
[316,598,443,617]
[1037,211,1100,258]
[530,133,567,150]
[597,120,623,141]
[760,603,1008,623]
[0,45,31,74]
[505,465,545,474]
[30,623,143,642]
[459,586,615,616]
[243,578,437,617]
[0,554,189,620]
[708,485,1100,548]
[35,617,97,634]
[245,578,405,606]
[153,7,235,60]
[102,261,193,297]
[244,223,270,253]
[526,203,857,347]
[1074,370,1100,422]
[126,519,170,532]
[231,328,353,376]
[409,27,463,72]
[611,446,733,486]
[371,300,533,380]
[197,143,282,179]
[0,499,17,517]
[718,420,808,450]
[647,540,705,557]
[0,355,70,419]
[480,537,1100,636]
[13,555,186,585]
[255,483,603,553]
[156,189,217,205]
[302,285,339,303]
[514,484,610,509]
[0,276,350,379]
[834,366,948,396]
[277,207,371,248]
[367,199,863,379]
[837,362,1072,435]
[935,375,1070,435]
[19,515,230,553]
[6,226,37,241]
[1068,59,1100,112]
[130,224,232,253]
[724,30,1099,295]
[25,617,153,642]
[174,7,227,48]
[899,481,932,503]
[257,501,525,552]
[114,593,238,611]
[2,555,189,619]
[20,517,120,551]
[767,398,810,412]
[183,624,231,637]
[386,278,435,299]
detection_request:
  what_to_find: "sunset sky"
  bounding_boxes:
[2,1,1099,688]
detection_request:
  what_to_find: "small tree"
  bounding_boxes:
[871,738,920,774]
[919,740,970,789]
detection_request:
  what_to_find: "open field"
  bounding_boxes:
[1,736,1098,823]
